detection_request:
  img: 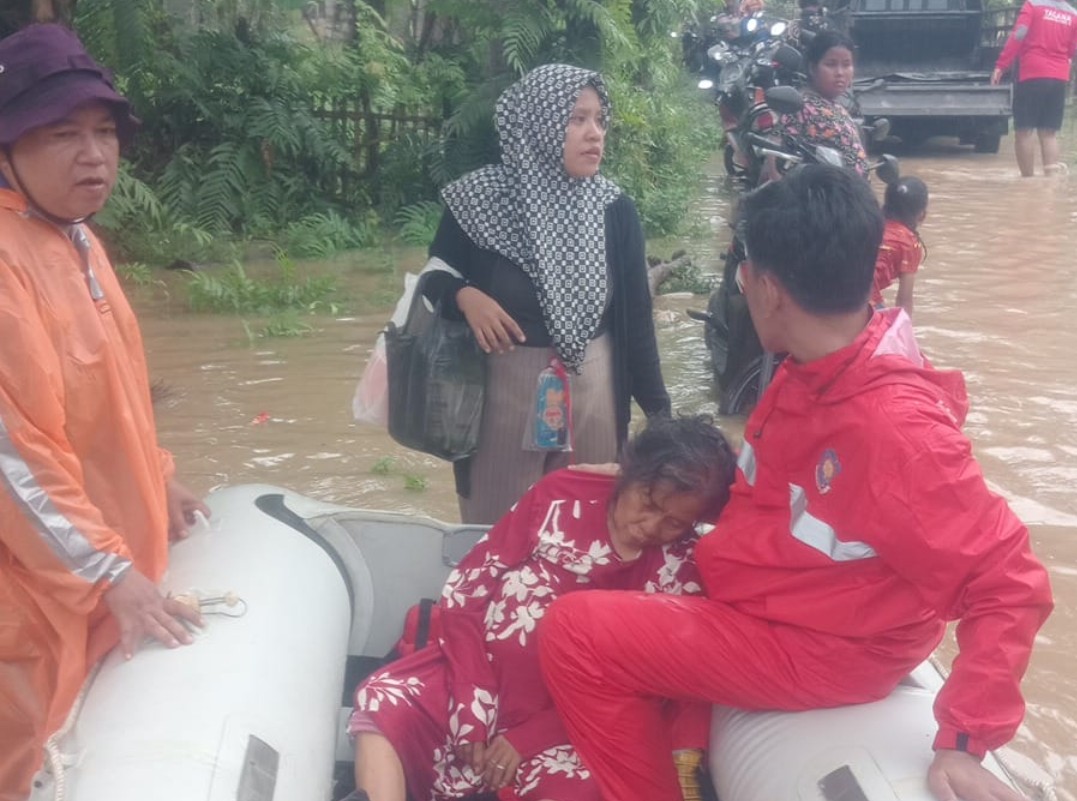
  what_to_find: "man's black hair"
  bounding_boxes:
[739,164,884,314]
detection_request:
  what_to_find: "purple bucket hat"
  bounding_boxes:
[0,23,137,147]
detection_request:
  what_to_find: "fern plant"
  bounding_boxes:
[95,165,165,232]
[114,262,155,287]
[185,259,339,315]
[281,211,379,259]
[77,0,720,257]
[395,201,444,246]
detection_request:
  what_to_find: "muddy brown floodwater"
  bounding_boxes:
[137,131,1077,798]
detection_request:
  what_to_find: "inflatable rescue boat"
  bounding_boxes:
[28,484,1022,801]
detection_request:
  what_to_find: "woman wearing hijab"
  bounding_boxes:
[420,63,671,525]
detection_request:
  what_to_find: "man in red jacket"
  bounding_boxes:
[992,0,1077,176]
[539,166,1053,801]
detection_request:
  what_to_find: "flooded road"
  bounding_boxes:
[139,133,1077,797]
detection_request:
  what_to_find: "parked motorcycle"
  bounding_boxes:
[688,87,899,415]
[688,14,806,186]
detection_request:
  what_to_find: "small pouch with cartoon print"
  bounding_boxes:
[523,357,573,451]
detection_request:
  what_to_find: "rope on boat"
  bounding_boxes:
[928,655,1059,801]
[42,662,101,801]
[39,589,247,800]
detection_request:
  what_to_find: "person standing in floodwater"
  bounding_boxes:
[871,176,929,319]
[418,64,670,525]
[992,0,1077,177]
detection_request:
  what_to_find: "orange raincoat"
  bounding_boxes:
[0,188,173,799]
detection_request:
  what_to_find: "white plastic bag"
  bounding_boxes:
[352,272,419,426]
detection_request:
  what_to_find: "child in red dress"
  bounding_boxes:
[871,176,929,318]
[349,415,736,801]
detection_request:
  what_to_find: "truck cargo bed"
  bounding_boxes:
[847,0,1012,150]
[855,75,1011,117]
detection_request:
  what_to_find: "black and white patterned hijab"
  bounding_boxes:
[441,63,622,372]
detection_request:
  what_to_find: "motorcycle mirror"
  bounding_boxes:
[770,21,788,36]
[772,44,803,72]
[875,154,901,185]
[871,118,891,142]
[698,79,715,90]
[764,85,804,115]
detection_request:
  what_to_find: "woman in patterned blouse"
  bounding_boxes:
[349,415,736,801]
[777,30,869,176]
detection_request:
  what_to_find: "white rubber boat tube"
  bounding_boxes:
[32,484,352,801]
[708,662,1018,801]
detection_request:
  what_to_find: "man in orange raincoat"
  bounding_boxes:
[0,24,208,800]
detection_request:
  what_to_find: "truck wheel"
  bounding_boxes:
[974,133,1001,154]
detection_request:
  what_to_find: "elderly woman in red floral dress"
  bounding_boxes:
[349,415,736,801]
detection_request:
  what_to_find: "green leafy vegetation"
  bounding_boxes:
[72,0,719,275]
[280,212,379,259]
[114,261,155,287]
[368,455,428,491]
[185,254,338,315]
[403,473,430,492]
[259,312,316,338]
[395,201,445,246]
[370,456,396,476]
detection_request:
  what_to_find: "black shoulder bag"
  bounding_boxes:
[384,272,486,461]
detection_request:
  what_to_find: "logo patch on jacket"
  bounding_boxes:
[815,449,842,494]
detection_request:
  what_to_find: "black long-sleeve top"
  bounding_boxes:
[422,194,671,448]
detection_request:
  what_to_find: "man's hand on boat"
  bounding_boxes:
[928,749,1027,801]
[166,477,211,541]
[104,569,204,660]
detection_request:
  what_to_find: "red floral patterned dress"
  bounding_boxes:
[349,469,703,801]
